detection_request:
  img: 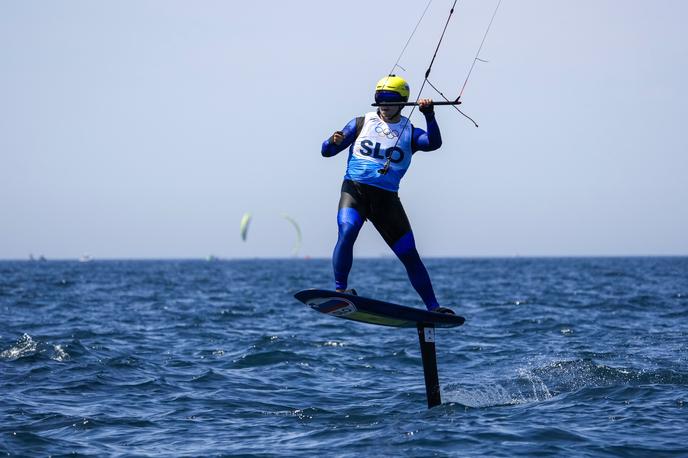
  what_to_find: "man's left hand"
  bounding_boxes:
[418,98,434,114]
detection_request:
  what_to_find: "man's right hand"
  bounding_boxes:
[332,131,345,145]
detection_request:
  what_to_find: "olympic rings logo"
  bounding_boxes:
[375,124,399,139]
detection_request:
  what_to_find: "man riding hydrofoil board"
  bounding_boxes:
[321,75,455,315]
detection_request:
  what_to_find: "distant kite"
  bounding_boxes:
[240,212,252,241]
[240,212,301,256]
[282,214,302,256]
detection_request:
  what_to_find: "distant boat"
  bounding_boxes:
[206,255,219,262]
[79,254,93,263]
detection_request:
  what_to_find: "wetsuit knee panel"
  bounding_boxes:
[337,207,364,228]
[391,231,417,257]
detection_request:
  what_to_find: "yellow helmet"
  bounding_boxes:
[375,75,410,101]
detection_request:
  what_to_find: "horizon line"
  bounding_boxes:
[1,254,687,262]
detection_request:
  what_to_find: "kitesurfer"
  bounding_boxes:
[321,75,454,314]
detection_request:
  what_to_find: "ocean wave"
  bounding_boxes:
[0,333,38,361]
[442,358,688,408]
[1,333,74,363]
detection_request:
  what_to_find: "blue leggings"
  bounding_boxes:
[333,180,440,311]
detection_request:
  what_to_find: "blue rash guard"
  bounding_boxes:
[321,110,442,192]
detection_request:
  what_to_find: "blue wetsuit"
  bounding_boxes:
[321,109,443,310]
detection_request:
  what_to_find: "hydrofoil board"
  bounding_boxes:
[294,289,465,328]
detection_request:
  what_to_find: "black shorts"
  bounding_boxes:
[338,179,412,246]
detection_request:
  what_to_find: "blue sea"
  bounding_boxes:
[1,257,687,457]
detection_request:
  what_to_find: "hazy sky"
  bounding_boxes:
[2,0,687,259]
